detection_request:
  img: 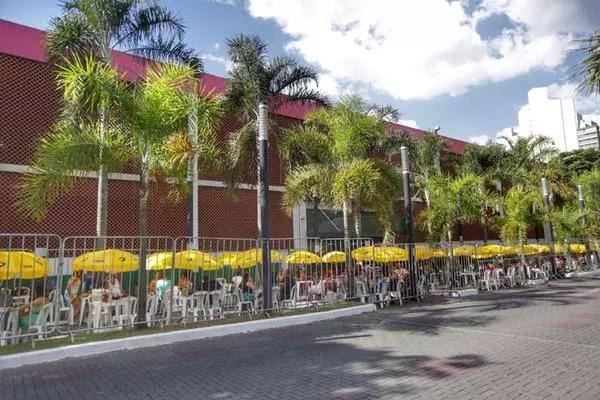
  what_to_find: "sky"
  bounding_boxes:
[1,0,600,144]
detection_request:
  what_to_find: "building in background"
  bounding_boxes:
[577,119,600,150]
[516,87,579,152]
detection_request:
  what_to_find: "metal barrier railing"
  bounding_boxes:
[1,233,599,347]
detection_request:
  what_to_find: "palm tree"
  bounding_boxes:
[45,0,198,237]
[573,31,600,95]
[418,172,490,244]
[461,141,512,240]
[502,187,544,257]
[281,96,402,243]
[128,63,205,320]
[223,34,328,236]
[575,169,600,238]
[19,57,130,221]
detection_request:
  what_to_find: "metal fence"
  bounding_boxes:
[1,233,598,347]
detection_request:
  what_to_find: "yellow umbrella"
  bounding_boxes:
[322,251,347,263]
[72,249,139,272]
[0,251,51,280]
[175,250,222,271]
[285,251,321,264]
[229,248,282,268]
[569,244,586,254]
[217,251,243,265]
[472,244,505,259]
[146,252,174,270]
[352,246,406,262]
[414,246,444,260]
[452,245,476,257]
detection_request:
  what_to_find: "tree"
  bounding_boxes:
[573,31,600,95]
[418,172,491,244]
[45,0,197,236]
[19,57,130,221]
[499,187,542,261]
[223,34,328,235]
[550,149,600,177]
[461,141,512,240]
[576,169,600,238]
[281,96,402,243]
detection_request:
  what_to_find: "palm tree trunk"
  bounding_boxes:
[137,149,150,326]
[342,202,354,296]
[354,206,362,238]
[424,187,433,236]
[95,107,108,247]
[95,42,111,245]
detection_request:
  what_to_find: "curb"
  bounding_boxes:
[0,304,376,370]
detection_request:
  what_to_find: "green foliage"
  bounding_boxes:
[499,187,540,244]
[573,31,600,95]
[46,0,197,65]
[550,149,600,177]
[418,172,490,242]
[575,169,600,237]
[281,97,401,241]
[19,121,130,219]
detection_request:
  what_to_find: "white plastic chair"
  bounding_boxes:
[374,279,390,308]
[114,297,137,327]
[355,280,368,304]
[281,284,298,309]
[233,287,255,315]
[479,270,496,291]
[145,294,158,327]
[88,289,111,329]
[271,286,281,311]
[190,291,208,321]
[205,290,223,319]
[0,311,18,346]
[28,303,54,339]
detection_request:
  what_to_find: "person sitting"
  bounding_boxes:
[104,272,125,299]
[240,272,256,303]
[279,269,296,301]
[65,270,82,317]
[155,272,172,300]
[178,272,192,296]
[12,285,49,332]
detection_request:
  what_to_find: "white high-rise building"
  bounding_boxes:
[515,87,580,152]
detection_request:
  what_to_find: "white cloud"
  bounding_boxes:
[202,53,233,72]
[467,134,492,145]
[213,42,221,50]
[547,82,600,113]
[397,119,419,129]
[245,0,593,101]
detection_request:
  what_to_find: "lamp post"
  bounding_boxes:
[258,103,271,312]
[186,105,199,249]
[400,146,416,295]
[541,178,557,277]
[577,184,592,267]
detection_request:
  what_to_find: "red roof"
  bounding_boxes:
[0,18,468,154]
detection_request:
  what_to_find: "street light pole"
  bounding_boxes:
[258,103,271,312]
[577,184,592,266]
[541,178,557,277]
[400,146,416,295]
[186,106,199,249]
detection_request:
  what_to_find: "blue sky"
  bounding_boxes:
[1,0,599,143]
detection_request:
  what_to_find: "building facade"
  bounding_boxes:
[516,87,580,152]
[577,119,600,150]
[0,19,486,242]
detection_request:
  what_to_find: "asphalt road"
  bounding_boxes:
[2,278,600,400]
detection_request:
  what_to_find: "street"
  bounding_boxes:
[2,278,600,400]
